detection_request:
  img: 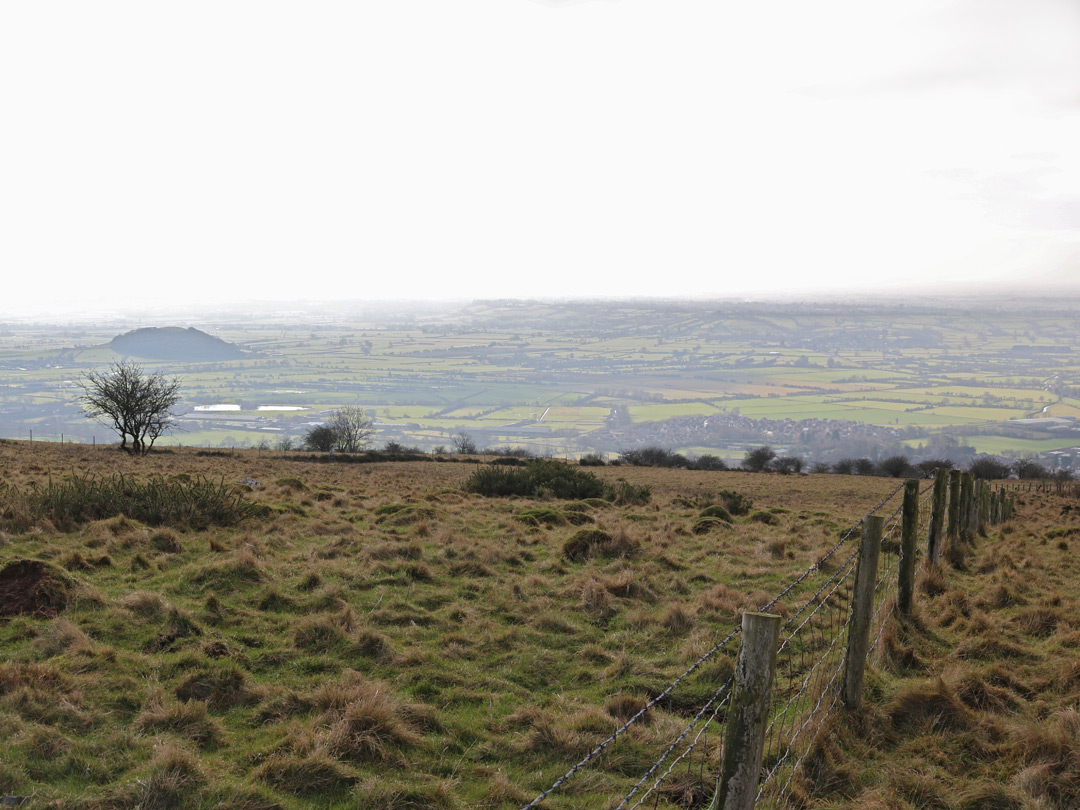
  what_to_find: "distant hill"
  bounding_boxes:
[109,327,247,362]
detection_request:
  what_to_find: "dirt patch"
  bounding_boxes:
[0,560,70,618]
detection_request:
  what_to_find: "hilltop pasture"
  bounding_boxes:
[1,441,1078,808]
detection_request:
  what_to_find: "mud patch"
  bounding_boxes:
[0,560,70,618]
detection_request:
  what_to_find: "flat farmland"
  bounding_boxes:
[1,298,1079,460]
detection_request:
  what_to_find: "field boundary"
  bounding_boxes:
[520,469,1012,810]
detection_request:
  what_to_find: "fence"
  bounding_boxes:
[520,468,1014,810]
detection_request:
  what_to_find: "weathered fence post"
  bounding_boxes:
[713,611,781,810]
[967,474,980,535]
[842,514,884,711]
[898,480,920,616]
[958,473,973,536]
[947,469,962,543]
[928,468,948,565]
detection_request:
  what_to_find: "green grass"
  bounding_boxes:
[0,440,923,809]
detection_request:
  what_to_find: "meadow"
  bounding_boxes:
[1,440,1078,809]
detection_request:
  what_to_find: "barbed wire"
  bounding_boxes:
[759,567,856,794]
[520,479,913,810]
[614,677,735,810]
[519,624,741,810]
[766,624,851,802]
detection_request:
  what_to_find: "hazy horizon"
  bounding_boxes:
[2,0,1078,313]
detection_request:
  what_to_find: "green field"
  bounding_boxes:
[2,298,1080,461]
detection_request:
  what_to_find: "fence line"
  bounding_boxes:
[520,475,1004,810]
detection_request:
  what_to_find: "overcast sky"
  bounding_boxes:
[1,1,1078,314]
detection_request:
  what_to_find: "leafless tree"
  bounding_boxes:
[450,429,478,454]
[329,406,375,452]
[80,361,182,455]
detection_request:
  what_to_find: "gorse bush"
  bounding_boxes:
[607,480,652,506]
[716,489,753,516]
[0,473,269,531]
[464,459,608,500]
[465,460,651,504]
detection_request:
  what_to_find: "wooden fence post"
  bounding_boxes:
[898,480,920,616]
[959,473,974,536]
[842,514,884,711]
[928,468,948,565]
[947,469,962,543]
[713,611,781,810]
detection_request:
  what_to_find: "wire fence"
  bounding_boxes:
[518,474,1004,810]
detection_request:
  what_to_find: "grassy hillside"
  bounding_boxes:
[0,440,1076,809]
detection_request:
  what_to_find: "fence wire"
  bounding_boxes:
[519,480,912,810]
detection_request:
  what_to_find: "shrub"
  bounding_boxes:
[1,473,269,532]
[716,490,753,516]
[877,455,914,478]
[690,454,727,471]
[742,446,776,472]
[578,453,607,467]
[486,445,534,458]
[618,447,688,468]
[465,460,607,500]
[968,456,1011,481]
[606,481,651,506]
[772,456,804,474]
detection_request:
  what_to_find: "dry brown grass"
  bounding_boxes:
[135,688,222,748]
[3,441,1078,808]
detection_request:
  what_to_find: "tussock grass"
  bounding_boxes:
[1,440,1076,808]
[135,689,222,748]
[562,527,640,562]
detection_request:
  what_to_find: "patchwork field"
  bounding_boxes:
[1,440,1078,809]
[2,298,1080,462]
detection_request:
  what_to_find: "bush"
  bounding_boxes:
[465,460,607,500]
[742,446,776,472]
[877,455,913,478]
[2,473,269,532]
[579,453,607,467]
[716,490,753,516]
[968,456,1011,481]
[486,446,534,458]
[607,481,652,506]
[772,456,804,474]
[618,446,689,468]
[691,454,727,471]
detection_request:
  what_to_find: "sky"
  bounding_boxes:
[1,0,1079,314]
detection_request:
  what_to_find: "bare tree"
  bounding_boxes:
[450,429,478,454]
[329,406,375,452]
[80,361,182,455]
